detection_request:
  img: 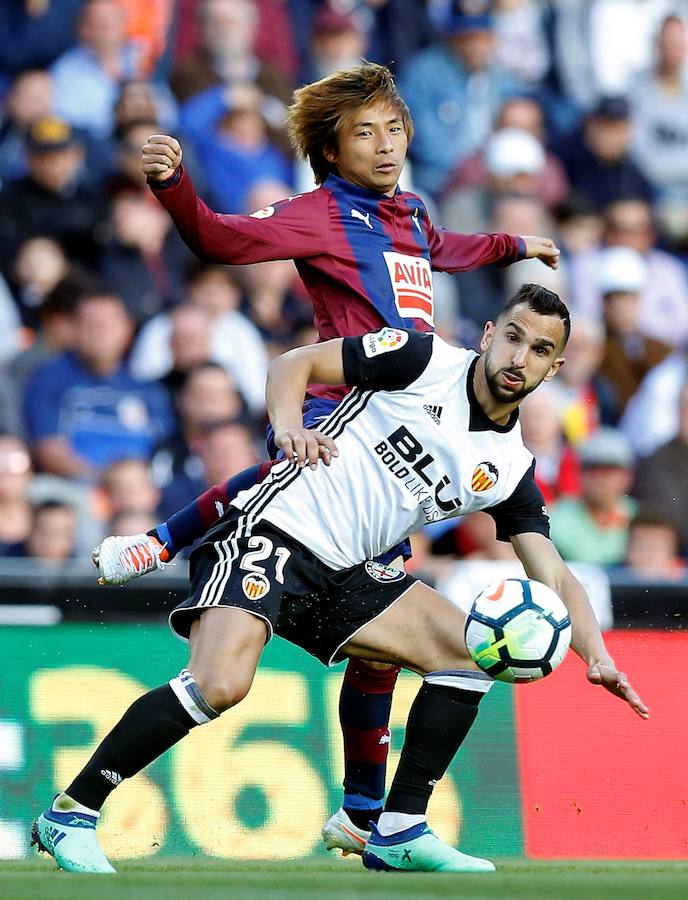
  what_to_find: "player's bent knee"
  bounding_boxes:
[191,669,254,712]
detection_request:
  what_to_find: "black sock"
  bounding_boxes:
[385,682,482,816]
[66,684,200,811]
[346,807,382,830]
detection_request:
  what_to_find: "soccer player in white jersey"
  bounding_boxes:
[33,285,647,875]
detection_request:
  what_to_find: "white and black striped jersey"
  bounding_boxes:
[232,328,549,570]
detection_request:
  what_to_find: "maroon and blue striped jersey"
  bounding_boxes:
[151,168,525,400]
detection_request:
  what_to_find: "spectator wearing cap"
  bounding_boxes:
[398,0,523,195]
[441,127,547,233]
[0,116,106,271]
[569,196,688,347]
[308,7,369,81]
[631,383,688,555]
[549,426,637,567]
[596,246,672,415]
[550,96,653,211]
[442,96,570,213]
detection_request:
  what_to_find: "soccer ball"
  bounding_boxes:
[464,578,572,683]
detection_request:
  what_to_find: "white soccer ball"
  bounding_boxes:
[464,578,572,683]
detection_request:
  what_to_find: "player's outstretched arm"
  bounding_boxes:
[520,235,560,269]
[510,531,649,719]
[267,341,344,469]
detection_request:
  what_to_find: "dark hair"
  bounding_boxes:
[32,499,75,516]
[287,62,413,185]
[630,507,679,534]
[500,283,571,346]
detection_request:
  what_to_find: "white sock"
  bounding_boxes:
[52,791,100,818]
[377,812,426,836]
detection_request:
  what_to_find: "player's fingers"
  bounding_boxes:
[314,432,339,458]
[290,434,307,466]
[305,435,321,469]
[319,445,333,466]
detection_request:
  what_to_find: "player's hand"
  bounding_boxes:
[587,661,649,719]
[521,235,560,270]
[274,426,339,470]
[142,134,182,182]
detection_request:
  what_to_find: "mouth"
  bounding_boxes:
[375,162,397,173]
[500,371,524,388]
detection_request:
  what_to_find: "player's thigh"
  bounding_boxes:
[342,581,477,675]
[187,607,267,711]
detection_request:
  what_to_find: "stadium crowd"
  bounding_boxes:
[0,0,687,581]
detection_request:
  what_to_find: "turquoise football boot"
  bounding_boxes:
[31,807,115,874]
[362,821,495,873]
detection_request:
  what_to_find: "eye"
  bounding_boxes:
[534,346,548,356]
[390,126,402,134]
[506,332,518,342]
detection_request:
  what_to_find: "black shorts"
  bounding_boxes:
[169,509,417,665]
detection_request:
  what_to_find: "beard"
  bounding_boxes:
[485,364,539,404]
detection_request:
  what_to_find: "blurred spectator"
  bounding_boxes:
[549,426,637,567]
[50,0,148,138]
[545,315,618,444]
[160,303,215,403]
[11,237,69,330]
[0,271,23,365]
[100,186,190,322]
[569,197,688,347]
[622,508,686,581]
[597,246,672,415]
[109,510,158,536]
[113,78,177,136]
[630,15,688,245]
[118,0,177,78]
[131,262,269,413]
[452,192,555,330]
[24,292,174,480]
[519,388,581,507]
[308,7,368,81]
[152,362,247,499]
[621,346,688,458]
[20,499,78,566]
[428,511,517,562]
[441,127,547,233]
[363,0,436,78]
[632,383,688,555]
[10,269,92,390]
[0,116,106,271]
[170,0,292,107]
[492,0,549,87]
[553,194,604,256]
[551,96,653,211]
[98,458,161,525]
[110,118,160,190]
[0,69,54,183]
[157,411,257,516]
[398,0,522,194]
[0,0,82,80]
[0,434,33,556]
[241,259,310,357]
[442,96,569,212]
[179,83,292,214]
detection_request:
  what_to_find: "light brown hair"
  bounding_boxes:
[287,63,413,185]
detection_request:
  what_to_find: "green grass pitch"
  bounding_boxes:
[2,858,687,900]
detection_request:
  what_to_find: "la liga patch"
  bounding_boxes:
[364,561,406,583]
[364,327,408,358]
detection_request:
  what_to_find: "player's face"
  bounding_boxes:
[324,101,409,196]
[480,304,566,406]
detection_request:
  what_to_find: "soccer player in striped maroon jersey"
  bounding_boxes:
[141,63,560,853]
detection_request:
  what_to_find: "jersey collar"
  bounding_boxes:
[467,356,520,433]
[324,172,399,201]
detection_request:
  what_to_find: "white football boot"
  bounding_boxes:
[322,808,371,856]
[93,533,168,586]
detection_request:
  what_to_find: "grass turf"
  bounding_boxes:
[2,858,687,900]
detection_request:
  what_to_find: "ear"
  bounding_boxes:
[543,356,565,382]
[479,321,495,352]
[323,144,337,165]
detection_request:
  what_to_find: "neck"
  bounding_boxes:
[472,357,519,426]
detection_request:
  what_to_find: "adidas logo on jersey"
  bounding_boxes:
[423,404,443,425]
[101,769,122,786]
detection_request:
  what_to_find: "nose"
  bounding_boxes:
[511,347,528,367]
[377,135,393,154]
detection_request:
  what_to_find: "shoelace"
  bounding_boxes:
[120,540,166,575]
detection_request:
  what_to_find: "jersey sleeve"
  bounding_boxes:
[342,328,434,391]
[149,167,328,263]
[487,461,551,541]
[425,211,525,272]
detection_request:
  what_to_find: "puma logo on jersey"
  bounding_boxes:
[423,404,443,425]
[351,208,373,229]
[215,500,225,517]
[412,206,423,234]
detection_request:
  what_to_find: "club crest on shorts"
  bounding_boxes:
[365,561,405,583]
[242,572,270,600]
[471,461,498,493]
